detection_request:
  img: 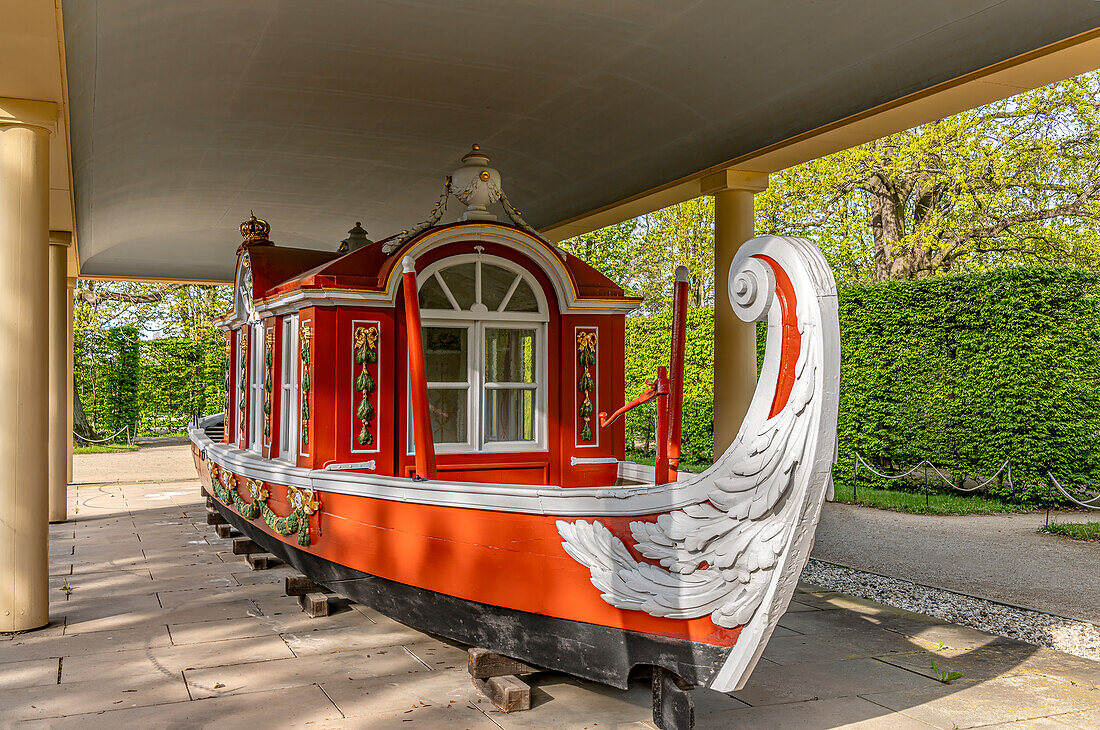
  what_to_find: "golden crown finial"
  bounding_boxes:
[239,211,271,242]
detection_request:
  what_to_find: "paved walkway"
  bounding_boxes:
[813,503,1100,622]
[1,445,1097,728]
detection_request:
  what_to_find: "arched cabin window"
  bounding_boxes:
[413,254,549,453]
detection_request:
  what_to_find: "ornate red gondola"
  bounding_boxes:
[189,145,840,726]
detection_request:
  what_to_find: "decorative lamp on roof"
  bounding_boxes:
[338,222,374,254]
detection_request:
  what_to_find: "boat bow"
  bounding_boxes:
[556,235,840,692]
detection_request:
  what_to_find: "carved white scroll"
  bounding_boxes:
[556,235,840,692]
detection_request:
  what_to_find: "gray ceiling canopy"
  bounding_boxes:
[63,0,1100,281]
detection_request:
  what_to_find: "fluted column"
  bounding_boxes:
[0,98,56,632]
[49,232,71,523]
[701,170,768,457]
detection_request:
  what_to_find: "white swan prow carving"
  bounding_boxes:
[556,235,840,693]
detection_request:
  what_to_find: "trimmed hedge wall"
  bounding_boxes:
[77,328,226,438]
[624,267,1100,500]
[623,309,718,459]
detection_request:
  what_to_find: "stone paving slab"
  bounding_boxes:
[0,658,59,691]
[15,685,340,729]
[1,445,1096,728]
[60,633,295,683]
[863,673,1100,729]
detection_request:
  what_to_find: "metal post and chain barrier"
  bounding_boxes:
[854,452,1100,520]
[1044,470,1100,517]
[72,424,132,445]
[853,452,1014,494]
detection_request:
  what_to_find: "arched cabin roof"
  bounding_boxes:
[218,222,640,324]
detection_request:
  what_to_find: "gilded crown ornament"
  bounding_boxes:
[237,211,274,255]
[240,211,271,242]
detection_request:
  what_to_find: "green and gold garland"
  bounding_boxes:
[300,323,312,448]
[207,462,320,547]
[353,325,378,446]
[263,330,274,441]
[577,330,597,441]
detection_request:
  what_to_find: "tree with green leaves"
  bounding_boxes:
[567,70,1100,293]
[562,197,715,314]
[756,70,1100,283]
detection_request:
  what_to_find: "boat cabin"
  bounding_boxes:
[216,148,641,488]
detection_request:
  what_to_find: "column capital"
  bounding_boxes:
[0,98,57,135]
[49,231,72,247]
[699,169,768,196]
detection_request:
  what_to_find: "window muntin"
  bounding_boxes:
[279,315,299,462]
[412,255,547,454]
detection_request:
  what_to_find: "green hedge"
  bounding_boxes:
[78,329,225,438]
[839,267,1100,501]
[623,309,718,458]
[624,267,1100,501]
[99,327,141,436]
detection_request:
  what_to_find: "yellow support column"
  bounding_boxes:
[67,277,75,485]
[0,98,56,632]
[701,170,768,457]
[49,232,71,523]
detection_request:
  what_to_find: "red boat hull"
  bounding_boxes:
[193,444,741,687]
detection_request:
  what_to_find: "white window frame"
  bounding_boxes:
[411,254,549,455]
[279,314,299,463]
[249,322,264,453]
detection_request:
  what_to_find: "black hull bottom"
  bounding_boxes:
[213,497,731,689]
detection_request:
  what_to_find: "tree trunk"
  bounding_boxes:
[73,382,97,442]
[868,175,908,281]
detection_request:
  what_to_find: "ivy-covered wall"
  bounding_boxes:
[624,267,1100,497]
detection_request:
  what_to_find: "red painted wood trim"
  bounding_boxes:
[402,260,437,479]
[654,367,671,485]
[667,276,689,474]
[757,255,800,418]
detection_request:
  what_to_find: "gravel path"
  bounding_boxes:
[800,558,1100,661]
[811,502,1099,622]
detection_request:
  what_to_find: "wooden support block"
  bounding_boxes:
[468,647,537,678]
[205,496,215,509]
[246,552,270,570]
[472,675,530,713]
[652,668,695,730]
[206,510,228,525]
[232,537,263,555]
[285,575,324,596]
[214,524,234,539]
[298,592,330,617]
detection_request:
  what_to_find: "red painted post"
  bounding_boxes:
[667,265,689,480]
[655,367,671,486]
[401,256,437,479]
